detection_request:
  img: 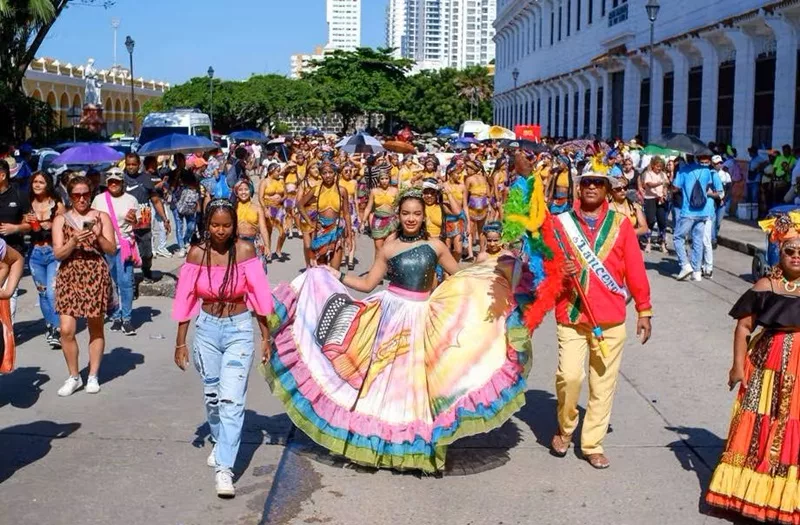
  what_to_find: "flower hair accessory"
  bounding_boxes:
[760,211,800,244]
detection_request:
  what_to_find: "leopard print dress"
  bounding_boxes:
[55,222,111,318]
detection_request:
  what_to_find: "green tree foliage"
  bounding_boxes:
[0,0,114,143]
[304,47,413,134]
[399,66,493,132]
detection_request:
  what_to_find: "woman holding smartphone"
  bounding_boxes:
[52,176,116,397]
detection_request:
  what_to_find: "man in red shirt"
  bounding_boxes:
[550,170,653,469]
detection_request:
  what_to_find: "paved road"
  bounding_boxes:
[1,233,754,525]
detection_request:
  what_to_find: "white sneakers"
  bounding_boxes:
[675,266,693,281]
[691,272,703,282]
[58,375,101,396]
[57,376,83,397]
[207,444,217,468]
[215,471,235,498]
[86,376,100,394]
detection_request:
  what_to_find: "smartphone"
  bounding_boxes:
[83,220,96,231]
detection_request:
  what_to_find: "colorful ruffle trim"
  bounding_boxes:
[707,463,800,524]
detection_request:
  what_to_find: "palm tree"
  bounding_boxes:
[0,0,55,21]
[455,66,493,120]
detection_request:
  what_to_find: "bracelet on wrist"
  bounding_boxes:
[339,271,346,283]
[175,343,187,349]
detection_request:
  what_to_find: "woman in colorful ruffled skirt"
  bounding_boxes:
[261,189,539,473]
[707,211,800,522]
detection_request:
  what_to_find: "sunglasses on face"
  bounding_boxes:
[580,178,606,188]
[783,247,800,257]
[70,191,91,200]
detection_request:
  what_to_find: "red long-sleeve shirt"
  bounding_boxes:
[554,203,652,326]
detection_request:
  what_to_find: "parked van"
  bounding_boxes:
[458,120,489,139]
[138,109,212,145]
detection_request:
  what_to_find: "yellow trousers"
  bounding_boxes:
[555,322,627,455]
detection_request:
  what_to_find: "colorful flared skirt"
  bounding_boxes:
[300,209,318,234]
[349,201,360,232]
[357,182,369,213]
[283,197,296,211]
[261,259,533,473]
[310,215,344,260]
[370,210,397,240]
[239,234,269,271]
[266,205,286,227]
[444,212,464,239]
[468,195,489,222]
[706,329,800,523]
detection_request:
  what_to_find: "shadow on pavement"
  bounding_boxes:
[13,318,49,346]
[84,347,144,386]
[665,426,729,520]
[0,420,81,483]
[645,258,679,279]
[193,410,294,481]
[131,306,162,327]
[516,389,585,453]
[0,366,50,409]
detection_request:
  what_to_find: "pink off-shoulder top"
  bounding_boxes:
[171,257,273,322]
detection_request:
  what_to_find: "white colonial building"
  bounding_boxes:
[493,0,800,156]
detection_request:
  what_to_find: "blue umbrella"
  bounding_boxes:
[437,127,457,136]
[51,144,123,165]
[302,127,323,136]
[229,130,269,143]
[137,133,219,156]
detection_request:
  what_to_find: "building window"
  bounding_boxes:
[567,0,571,37]
[601,0,606,17]
[588,0,593,24]
[539,15,543,47]
[687,66,703,138]
[548,97,553,134]
[533,17,536,51]
[577,0,581,31]
[753,53,776,150]
[558,6,562,41]
[584,89,591,136]
[537,98,542,125]
[639,78,650,142]
[573,91,579,135]
[596,86,603,136]
[554,96,560,135]
[716,61,734,145]
[662,72,674,136]
[607,2,628,27]
[550,11,555,46]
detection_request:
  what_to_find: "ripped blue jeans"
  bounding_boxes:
[193,310,254,473]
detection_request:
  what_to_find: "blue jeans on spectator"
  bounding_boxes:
[106,248,135,323]
[746,182,759,204]
[183,213,198,246]
[152,203,168,253]
[674,216,708,272]
[28,244,59,327]
[171,207,186,251]
[192,310,254,473]
[712,196,730,244]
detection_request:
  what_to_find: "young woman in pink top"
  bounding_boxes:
[172,198,273,499]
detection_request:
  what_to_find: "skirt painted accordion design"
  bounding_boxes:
[261,259,532,473]
[707,329,800,523]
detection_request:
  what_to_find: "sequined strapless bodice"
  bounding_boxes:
[386,244,438,292]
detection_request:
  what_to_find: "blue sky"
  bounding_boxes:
[39,0,388,85]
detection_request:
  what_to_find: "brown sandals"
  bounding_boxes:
[550,434,571,457]
[585,453,610,469]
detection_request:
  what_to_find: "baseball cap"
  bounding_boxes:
[711,155,723,164]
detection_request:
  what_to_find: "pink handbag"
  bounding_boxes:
[105,192,141,267]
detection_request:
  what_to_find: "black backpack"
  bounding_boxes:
[688,174,707,210]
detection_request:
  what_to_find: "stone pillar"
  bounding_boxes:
[649,56,664,140]
[693,37,720,143]
[765,16,798,148]
[588,73,599,136]
[727,29,756,154]
[622,58,643,140]
[576,76,587,137]
[666,47,689,134]
[601,70,611,138]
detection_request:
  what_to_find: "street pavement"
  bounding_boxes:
[1,232,756,525]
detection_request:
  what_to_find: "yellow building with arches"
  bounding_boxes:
[22,56,169,136]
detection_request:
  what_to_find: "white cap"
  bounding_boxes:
[711,155,723,164]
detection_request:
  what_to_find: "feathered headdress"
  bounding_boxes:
[760,211,800,244]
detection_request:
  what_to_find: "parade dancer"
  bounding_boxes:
[262,188,561,473]
[443,166,469,262]
[233,180,270,270]
[299,161,350,268]
[172,198,273,499]
[362,170,398,259]
[549,167,652,469]
[706,211,800,522]
[258,164,287,261]
[340,162,359,271]
[465,159,490,256]
[281,162,301,238]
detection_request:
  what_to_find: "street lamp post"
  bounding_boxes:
[67,106,82,143]
[645,0,660,142]
[512,67,520,129]
[125,35,136,136]
[208,66,215,135]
